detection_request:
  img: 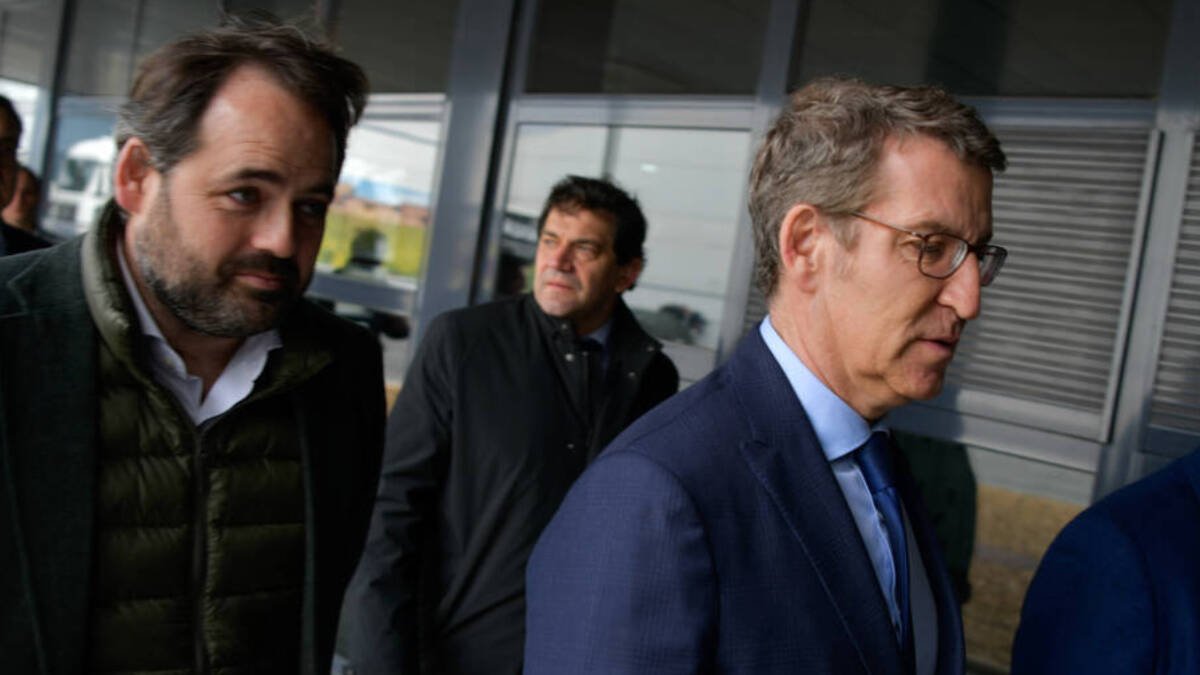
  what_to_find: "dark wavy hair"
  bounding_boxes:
[537,175,648,266]
[115,13,367,174]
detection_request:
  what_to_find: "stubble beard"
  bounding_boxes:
[134,189,301,338]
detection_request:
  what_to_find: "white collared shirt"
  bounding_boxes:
[760,317,937,674]
[116,243,281,425]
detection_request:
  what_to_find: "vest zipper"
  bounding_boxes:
[192,427,209,674]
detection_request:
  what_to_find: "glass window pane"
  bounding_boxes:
[793,0,1171,97]
[609,127,750,382]
[329,0,458,93]
[307,106,444,385]
[64,0,221,96]
[42,99,116,240]
[224,0,314,18]
[0,0,59,170]
[527,0,771,94]
[0,2,59,86]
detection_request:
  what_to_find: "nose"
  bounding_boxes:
[939,253,982,320]
[546,241,573,271]
[249,204,297,259]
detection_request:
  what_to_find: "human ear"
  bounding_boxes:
[777,203,823,290]
[615,256,644,293]
[112,138,159,215]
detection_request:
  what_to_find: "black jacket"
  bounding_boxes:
[343,294,678,675]
[1,221,51,255]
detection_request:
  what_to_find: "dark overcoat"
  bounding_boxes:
[343,294,678,674]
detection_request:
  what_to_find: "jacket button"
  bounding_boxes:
[565,353,576,363]
[566,442,575,450]
[627,371,636,379]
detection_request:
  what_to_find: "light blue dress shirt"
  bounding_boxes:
[760,317,937,673]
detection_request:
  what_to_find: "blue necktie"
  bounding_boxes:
[857,431,915,667]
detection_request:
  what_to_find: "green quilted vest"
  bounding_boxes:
[82,206,331,673]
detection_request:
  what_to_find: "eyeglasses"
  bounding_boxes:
[849,211,1007,286]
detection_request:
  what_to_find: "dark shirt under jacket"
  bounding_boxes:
[1,221,51,255]
[343,294,679,675]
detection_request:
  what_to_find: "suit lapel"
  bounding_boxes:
[0,239,98,673]
[731,332,904,675]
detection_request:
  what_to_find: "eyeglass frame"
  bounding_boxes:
[844,210,1007,286]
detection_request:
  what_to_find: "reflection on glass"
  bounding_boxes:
[43,98,117,240]
[793,0,1170,97]
[65,0,220,96]
[319,117,439,281]
[527,0,770,94]
[310,114,443,384]
[610,127,749,355]
[0,79,43,163]
[329,0,459,93]
[495,123,750,383]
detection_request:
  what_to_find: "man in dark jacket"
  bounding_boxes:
[343,175,679,674]
[0,95,50,254]
[0,17,383,674]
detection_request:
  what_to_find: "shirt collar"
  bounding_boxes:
[582,320,612,347]
[759,316,887,462]
[115,240,282,423]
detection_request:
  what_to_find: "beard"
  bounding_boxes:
[133,189,302,338]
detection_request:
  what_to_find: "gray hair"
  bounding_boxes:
[748,76,1006,297]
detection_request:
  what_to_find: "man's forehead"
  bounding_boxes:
[545,206,616,239]
[867,135,995,240]
[185,65,336,182]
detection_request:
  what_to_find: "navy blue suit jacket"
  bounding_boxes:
[1012,449,1200,674]
[524,330,964,674]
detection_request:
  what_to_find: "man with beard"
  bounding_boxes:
[342,175,679,674]
[0,17,384,674]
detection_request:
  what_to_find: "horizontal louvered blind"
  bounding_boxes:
[940,128,1147,422]
[1149,138,1200,432]
[945,127,1148,423]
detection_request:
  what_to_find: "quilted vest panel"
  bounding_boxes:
[87,339,305,674]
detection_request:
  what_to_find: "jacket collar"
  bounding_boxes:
[729,329,938,675]
[80,200,333,404]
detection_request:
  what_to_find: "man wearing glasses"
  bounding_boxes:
[525,77,1006,675]
[343,175,678,674]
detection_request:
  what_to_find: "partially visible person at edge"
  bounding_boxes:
[342,175,679,674]
[0,15,385,673]
[1012,445,1200,675]
[0,97,50,253]
[524,77,1007,674]
[4,164,43,234]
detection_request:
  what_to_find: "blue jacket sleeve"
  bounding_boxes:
[1011,509,1154,674]
[524,450,715,674]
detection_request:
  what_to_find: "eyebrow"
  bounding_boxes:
[223,167,334,197]
[911,219,993,246]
